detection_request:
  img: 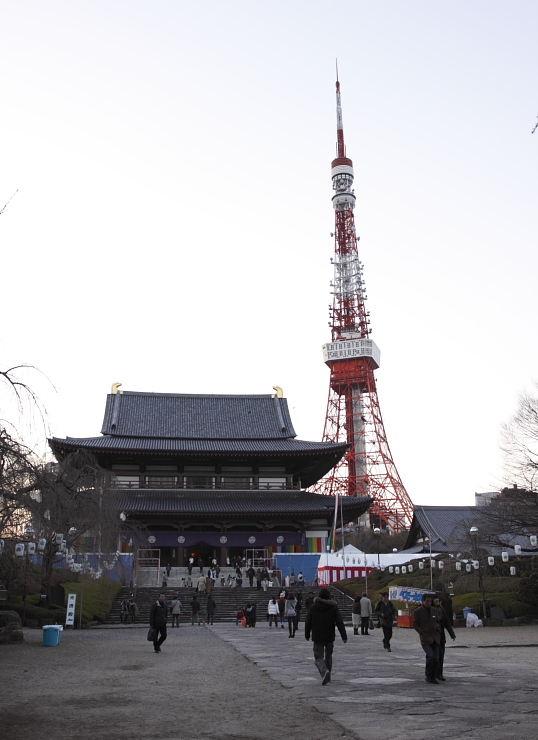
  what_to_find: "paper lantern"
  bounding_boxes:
[27,542,36,555]
[455,562,462,571]
[419,561,424,570]
[488,557,494,566]
[15,543,25,557]
[438,561,444,569]
[395,566,400,574]
[408,564,413,572]
[402,566,407,574]
[55,533,64,545]
[389,566,394,573]
[514,545,522,556]
[466,563,471,572]
[502,552,509,563]
[473,561,479,570]
[430,560,435,568]
[530,535,537,547]
[510,566,516,576]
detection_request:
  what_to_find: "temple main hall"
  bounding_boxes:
[49,386,371,566]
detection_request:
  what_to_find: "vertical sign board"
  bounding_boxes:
[65,593,77,626]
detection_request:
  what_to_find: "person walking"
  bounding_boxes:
[432,595,456,681]
[161,570,169,589]
[120,597,130,624]
[188,557,194,576]
[351,595,361,636]
[304,591,315,612]
[277,592,287,629]
[149,593,168,653]
[166,563,172,577]
[198,557,204,573]
[441,591,454,623]
[247,566,255,587]
[190,594,201,625]
[128,599,139,624]
[285,593,297,637]
[255,569,262,590]
[360,591,373,635]
[294,591,303,633]
[413,593,442,684]
[261,568,269,591]
[197,573,206,594]
[268,597,279,628]
[207,595,217,625]
[374,592,397,652]
[304,587,347,685]
[170,594,182,628]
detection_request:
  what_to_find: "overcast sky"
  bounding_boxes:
[1,1,536,507]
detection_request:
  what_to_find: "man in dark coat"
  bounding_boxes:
[374,592,397,652]
[304,587,347,685]
[304,591,315,612]
[149,593,168,653]
[206,595,217,625]
[413,593,442,683]
[190,594,201,625]
[433,595,456,680]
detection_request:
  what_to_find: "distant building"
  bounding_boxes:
[475,491,500,507]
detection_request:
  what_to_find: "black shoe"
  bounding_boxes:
[425,677,439,684]
[437,675,446,681]
[322,670,331,686]
[288,634,293,638]
[387,647,391,652]
[154,648,161,653]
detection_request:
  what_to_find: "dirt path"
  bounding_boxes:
[0,626,352,740]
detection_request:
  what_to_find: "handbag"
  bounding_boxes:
[147,627,157,641]
[369,618,374,631]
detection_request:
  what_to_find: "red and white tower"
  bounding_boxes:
[315,77,414,531]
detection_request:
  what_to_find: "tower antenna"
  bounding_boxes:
[313,76,414,531]
[0,189,18,216]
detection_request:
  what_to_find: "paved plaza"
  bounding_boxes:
[1,621,537,740]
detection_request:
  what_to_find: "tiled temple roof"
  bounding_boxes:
[118,489,372,520]
[100,392,297,440]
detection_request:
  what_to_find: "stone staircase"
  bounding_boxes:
[105,579,354,626]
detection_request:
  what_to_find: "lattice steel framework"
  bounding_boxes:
[314,78,414,531]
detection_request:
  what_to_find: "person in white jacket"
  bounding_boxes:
[268,597,279,628]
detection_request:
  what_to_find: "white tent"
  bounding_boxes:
[317,550,433,584]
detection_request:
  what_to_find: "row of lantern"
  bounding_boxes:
[13,532,67,558]
[386,555,522,577]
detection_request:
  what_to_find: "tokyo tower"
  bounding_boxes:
[315,76,414,531]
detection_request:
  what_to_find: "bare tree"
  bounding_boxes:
[22,450,134,601]
[0,427,38,536]
[501,386,538,491]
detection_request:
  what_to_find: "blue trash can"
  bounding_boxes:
[42,625,61,646]
[462,607,471,620]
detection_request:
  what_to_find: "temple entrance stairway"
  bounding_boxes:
[105,574,354,626]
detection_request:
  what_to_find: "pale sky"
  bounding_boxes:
[1,1,537,508]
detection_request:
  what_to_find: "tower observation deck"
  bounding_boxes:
[314,77,414,531]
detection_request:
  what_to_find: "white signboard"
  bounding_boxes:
[65,593,77,626]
